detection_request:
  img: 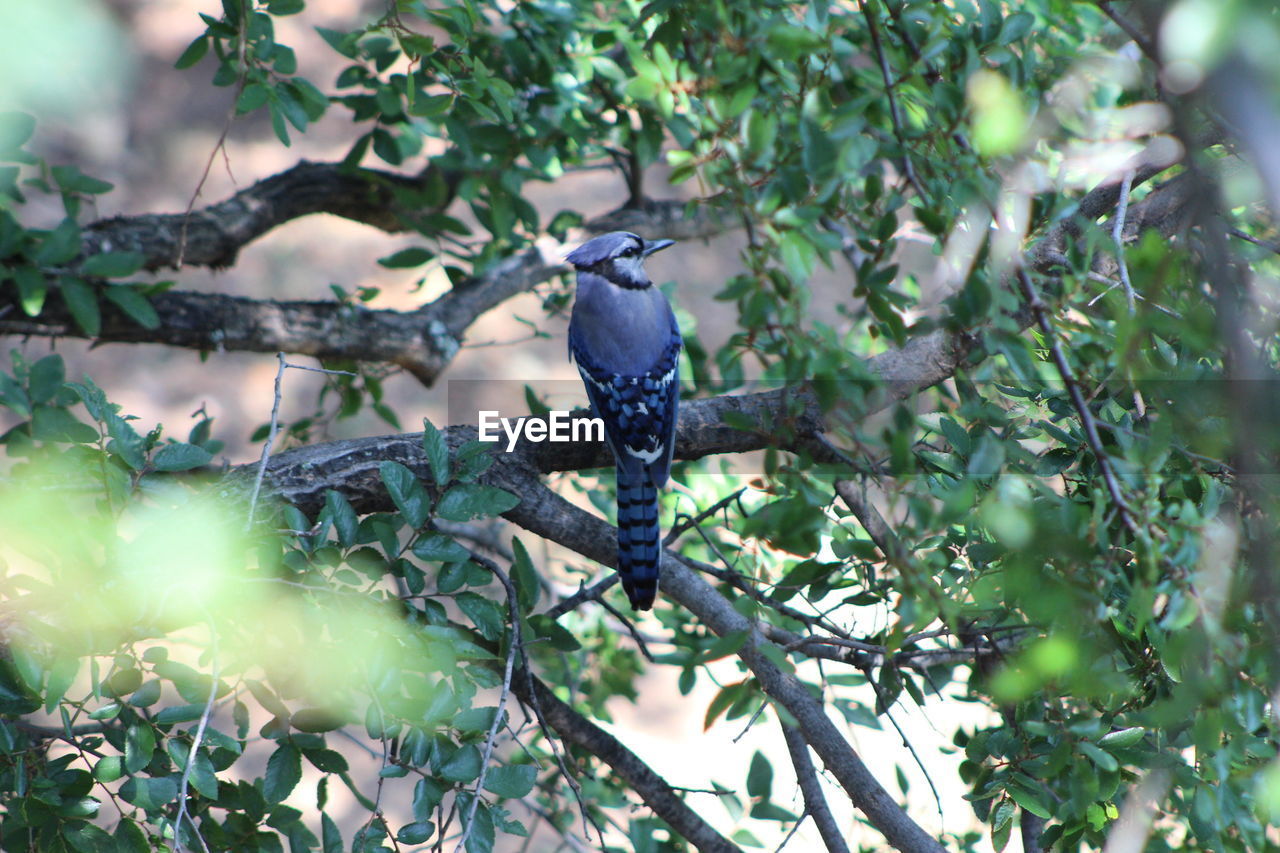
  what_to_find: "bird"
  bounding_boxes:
[566,231,681,610]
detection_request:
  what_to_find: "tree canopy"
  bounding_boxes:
[2,1,1280,852]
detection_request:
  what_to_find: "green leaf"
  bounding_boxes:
[435,484,519,522]
[265,742,303,802]
[269,102,291,146]
[510,537,539,612]
[323,489,359,547]
[967,434,1005,478]
[1099,726,1146,749]
[412,534,469,563]
[152,443,213,471]
[0,111,36,157]
[440,743,482,783]
[36,219,81,265]
[119,776,178,810]
[998,12,1035,44]
[396,821,435,844]
[378,246,435,269]
[1005,783,1051,819]
[124,723,156,774]
[527,614,581,652]
[175,34,209,69]
[27,354,65,404]
[31,405,99,443]
[456,592,504,642]
[81,251,144,278]
[303,746,349,771]
[463,799,495,853]
[103,286,160,329]
[155,704,207,725]
[746,750,772,799]
[94,755,123,783]
[237,82,270,114]
[13,266,47,315]
[422,417,449,485]
[483,764,536,799]
[412,777,445,821]
[380,460,430,528]
[60,277,101,337]
[1078,740,1119,772]
[316,26,360,59]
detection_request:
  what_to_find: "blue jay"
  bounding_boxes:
[566,231,680,610]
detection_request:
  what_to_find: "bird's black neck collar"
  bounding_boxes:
[577,266,652,290]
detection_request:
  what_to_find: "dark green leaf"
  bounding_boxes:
[103,286,161,329]
[746,750,772,799]
[60,277,101,337]
[265,743,303,803]
[440,743,481,783]
[483,764,536,799]
[80,251,144,278]
[380,460,429,528]
[435,484,519,522]
[31,405,98,443]
[27,354,65,404]
[175,35,209,69]
[36,219,81,265]
[13,266,46,315]
[422,417,449,485]
[152,443,213,471]
[119,776,178,810]
[412,534,469,563]
[124,724,156,774]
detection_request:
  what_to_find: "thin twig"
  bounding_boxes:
[1227,226,1280,256]
[454,575,519,853]
[666,488,747,545]
[1016,268,1138,533]
[882,706,943,829]
[858,0,928,200]
[731,701,770,744]
[597,597,655,662]
[774,811,809,853]
[281,361,358,377]
[468,551,605,844]
[172,625,219,853]
[247,352,287,528]
[544,574,619,620]
[781,724,850,853]
[1085,272,1183,317]
[1112,169,1137,314]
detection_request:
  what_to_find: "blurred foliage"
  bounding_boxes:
[1,0,1280,851]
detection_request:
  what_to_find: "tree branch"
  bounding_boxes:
[510,666,742,853]
[83,161,460,271]
[1,199,725,386]
[781,723,852,853]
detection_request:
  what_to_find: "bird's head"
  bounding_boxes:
[565,231,674,289]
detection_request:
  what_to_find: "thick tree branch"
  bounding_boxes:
[84,160,460,271]
[0,199,724,386]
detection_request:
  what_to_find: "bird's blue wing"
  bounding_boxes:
[570,324,681,487]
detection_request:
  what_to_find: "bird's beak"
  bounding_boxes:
[642,238,675,257]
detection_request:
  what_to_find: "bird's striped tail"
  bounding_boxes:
[616,468,660,610]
